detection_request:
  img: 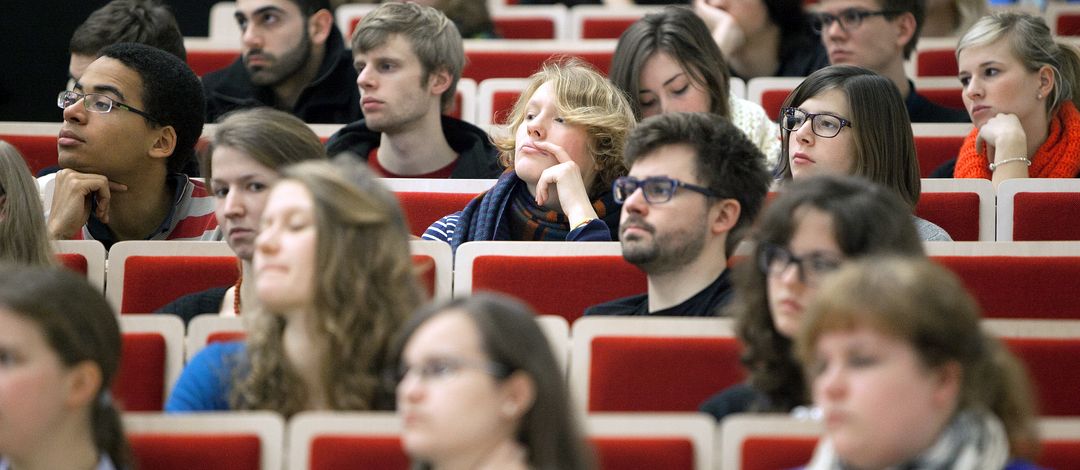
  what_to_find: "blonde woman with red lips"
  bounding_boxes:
[946,13,1080,185]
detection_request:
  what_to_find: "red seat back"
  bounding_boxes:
[916,49,958,77]
[1011,192,1080,241]
[2,134,57,175]
[494,17,557,39]
[918,87,965,111]
[470,255,646,323]
[308,435,409,470]
[492,90,523,125]
[1040,438,1080,469]
[115,332,167,411]
[914,192,981,241]
[130,434,262,470]
[934,256,1080,319]
[741,437,817,470]
[914,135,965,177]
[56,253,89,276]
[463,50,613,82]
[580,17,637,39]
[1057,14,1080,36]
[1002,337,1080,416]
[394,192,479,236]
[120,255,240,313]
[761,89,792,121]
[592,437,695,470]
[187,50,240,77]
[588,336,744,412]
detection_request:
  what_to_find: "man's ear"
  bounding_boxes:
[427,68,453,97]
[710,199,741,236]
[64,361,103,409]
[148,125,177,161]
[894,12,917,52]
[308,9,334,46]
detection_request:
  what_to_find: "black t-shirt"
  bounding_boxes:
[583,269,734,317]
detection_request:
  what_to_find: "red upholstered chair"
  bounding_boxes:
[492,6,569,40]
[927,242,1080,320]
[570,317,743,414]
[185,315,244,361]
[1037,418,1080,469]
[186,48,241,77]
[53,240,106,292]
[106,241,239,314]
[997,179,1080,241]
[286,412,408,470]
[125,412,284,470]
[984,319,1080,417]
[116,316,184,412]
[916,178,994,241]
[477,78,529,127]
[746,76,804,121]
[913,38,958,77]
[718,414,822,470]
[569,6,659,39]
[381,178,496,237]
[1049,4,1080,36]
[588,414,716,470]
[0,121,62,175]
[912,122,971,177]
[914,77,965,112]
[454,241,646,323]
[462,40,616,82]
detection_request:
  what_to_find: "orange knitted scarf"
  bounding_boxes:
[955,101,1080,179]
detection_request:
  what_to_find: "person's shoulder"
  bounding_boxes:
[699,383,763,421]
[913,216,953,241]
[155,286,230,324]
[584,293,648,316]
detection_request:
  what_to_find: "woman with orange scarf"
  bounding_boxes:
[952,12,1080,187]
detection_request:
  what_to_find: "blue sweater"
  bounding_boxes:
[165,341,245,412]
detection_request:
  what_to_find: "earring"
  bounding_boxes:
[1037,92,1044,100]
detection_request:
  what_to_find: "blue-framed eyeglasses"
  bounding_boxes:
[612,176,719,204]
[57,90,159,124]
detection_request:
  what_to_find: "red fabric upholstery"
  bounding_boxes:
[309,435,409,470]
[395,192,480,236]
[914,135,965,177]
[2,134,58,175]
[933,256,1080,319]
[1002,337,1080,416]
[914,192,981,241]
[592,437,695,470]
[588,336,744,412]
[1057,14,1080,36]
[918,87,965,111]
[916,49,958,77]
[129,434,261,470]
[581,18,638,39]
[187,50,240,77]
[120,255,240,314]
[741,437,817,470]
[492,90,523,125]
[469,255,646,323]
[1011,192,1080,241]
[463,50,613,82]
[762,89,793,121]
[56,253,89,276]
[207,331,246,344]
[1039,439,1080,469]
[114,332,167,411]
[412,254,438,300]
[494,18,557,39]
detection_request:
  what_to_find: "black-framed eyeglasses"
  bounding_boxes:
[810,8,903,34]
[758,243,843,287]
[612,176,718,204]
[780,107,852,139]
[389,357,512,385]
[57,90,159,124]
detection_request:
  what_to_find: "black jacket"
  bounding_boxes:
[201,26,361,124]
[325,115,504,179]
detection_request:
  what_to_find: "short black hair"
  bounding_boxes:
[624,112,772,257]
[70,0,186,61]
[288,0,330,16]
[99,42,205,174]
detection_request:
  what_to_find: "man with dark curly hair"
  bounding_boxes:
[42,43,217,248]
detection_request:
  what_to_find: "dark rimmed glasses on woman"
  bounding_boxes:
[758,243,843,287]
[780,107,852,139]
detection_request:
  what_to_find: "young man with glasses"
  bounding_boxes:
[585,112,771,317]
[42,43,217,247]
[814,0,969,122]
